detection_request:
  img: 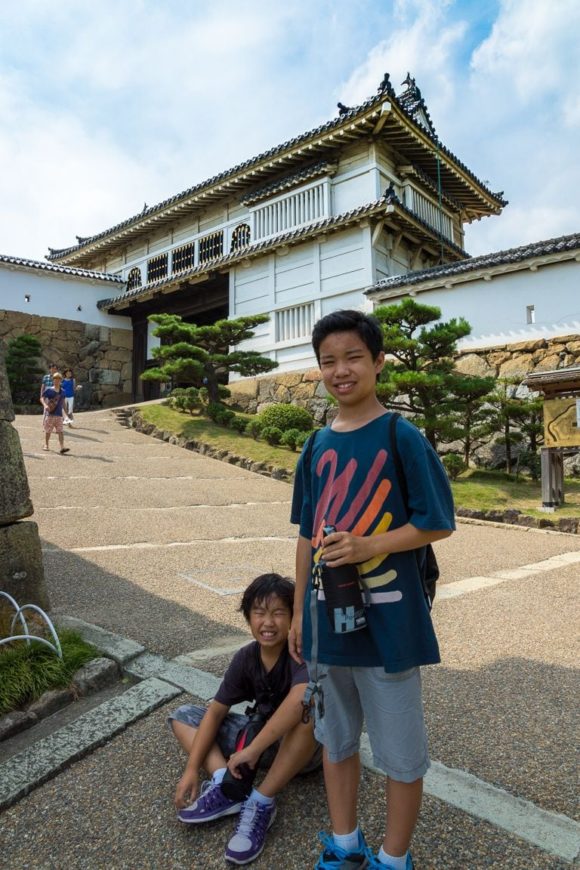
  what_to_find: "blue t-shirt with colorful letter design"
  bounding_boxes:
[290,413,455,673]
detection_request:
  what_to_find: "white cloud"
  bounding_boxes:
[0,0,577,263]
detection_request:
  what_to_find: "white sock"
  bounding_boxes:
[333,827,361,853]
[211,767,226,785]
[249,787,275,805]
[378,846,408,868]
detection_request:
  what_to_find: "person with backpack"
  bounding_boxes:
[42,372,70,454]
[289,310,455,869]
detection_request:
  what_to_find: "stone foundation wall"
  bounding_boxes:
[454,334,580,380]
[228,335,580,421]
[229,368,331,423]
[0,309,133,408]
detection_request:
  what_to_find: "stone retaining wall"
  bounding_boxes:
[0,309,133,408]
[228,335,580,422]
[454,334,580,380]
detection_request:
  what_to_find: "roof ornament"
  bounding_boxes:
[142,202,148,212]
[75,235,89,244]
[337,102,352,116]
[401,72,422,103]
[384,182,399,203]
[377,73,395,96]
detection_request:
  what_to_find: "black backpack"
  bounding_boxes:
[389,412,439,609]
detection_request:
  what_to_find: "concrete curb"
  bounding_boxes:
[0,677,181,812]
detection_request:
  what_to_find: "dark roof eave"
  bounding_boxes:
[366,231,580,297]
[0,252,124,284]
[98,196,468,312]
[50,88,504,266]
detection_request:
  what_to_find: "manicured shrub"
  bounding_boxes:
[169,386,200,415]
[261,425,283,446]
[246,419,264,440]
[229,416,248,434]
[442,453,465,480]
[258,403,313,433]
[295,431,311,450]
[280,428,302,451]
[206,402,225,422]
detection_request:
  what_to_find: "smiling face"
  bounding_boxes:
[248,594,292,655]
[318,330,385,410]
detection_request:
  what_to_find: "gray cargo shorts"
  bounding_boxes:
[306,664,429,782]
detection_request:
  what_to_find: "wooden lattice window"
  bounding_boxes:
[147,253,168,283]
[172,243,195,274]
[199,230,224,264]
[230,223,251,252]
[127,267,142,291]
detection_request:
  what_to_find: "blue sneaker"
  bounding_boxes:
[225,798,277,865]
[365,849,415,869]
[177,779,243,824]
[315,830,370,869]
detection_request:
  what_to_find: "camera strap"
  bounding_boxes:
[300,430,326,723]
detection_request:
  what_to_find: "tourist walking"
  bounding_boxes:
[40,362,58,406]
[62,368,79,423]
[41,372,70,454]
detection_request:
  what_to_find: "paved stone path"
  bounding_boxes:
[1,409,578,869]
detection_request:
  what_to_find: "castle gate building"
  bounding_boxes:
[47,75,505,401]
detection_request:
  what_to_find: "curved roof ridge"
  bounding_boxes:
[0,252,124,282]
[48,75,505,263]
[368,231,580,293]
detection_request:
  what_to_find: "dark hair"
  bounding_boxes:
[238,573,295,622]
[64,368,73,377]
[311,310,383,362]
[49,362,57,368]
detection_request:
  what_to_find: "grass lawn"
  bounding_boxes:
[139,405,580,519]
[0,628,98,715]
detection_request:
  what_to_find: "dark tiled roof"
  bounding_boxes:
[367,231,580,295]
[240,161,337,206]
[0,253,124,283]
[49,75,506,263]
[98,193,468,312]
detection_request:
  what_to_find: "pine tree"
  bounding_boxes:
[374,299,493,449]
[483,379,529,474]
[141,313,278,404]
[5,334,43,405]
[446,375,496,466]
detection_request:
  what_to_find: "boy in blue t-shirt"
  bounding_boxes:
[289,310,455,870]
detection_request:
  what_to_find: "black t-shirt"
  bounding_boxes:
[214,641,308,718]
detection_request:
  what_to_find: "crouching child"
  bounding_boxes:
[169,573,322,865]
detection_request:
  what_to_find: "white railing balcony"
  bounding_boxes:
[252,181,329,242]
[402,183,455,244]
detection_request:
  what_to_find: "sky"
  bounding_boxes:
[0,0,578,263]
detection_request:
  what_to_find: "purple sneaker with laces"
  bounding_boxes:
[224,798,277,865]
[177,779,243,824]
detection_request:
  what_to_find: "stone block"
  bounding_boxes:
[0,710,38,742]
[101,392,132,408]
[506,338,546,353]
[302,368,323,382]
[0,521,49,611]
[0,421,33,524]
[454,353,495,378]
[89,368,121,385]
[498,354,534,378]
[0,353,15,422]
[564,340,580,354]
[275,372,303,388]
[28,688,74,719]
[290,382,316,400]
[72,657,120,695]
[533,353,563,371]
[110,328,133,349]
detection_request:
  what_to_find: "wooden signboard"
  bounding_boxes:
[543,397,580,447]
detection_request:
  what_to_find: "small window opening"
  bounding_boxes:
[526,304,535,324]
[24,294,31,302]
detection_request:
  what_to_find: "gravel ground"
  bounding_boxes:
[4,411,577,869]
[0,702,570,870]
